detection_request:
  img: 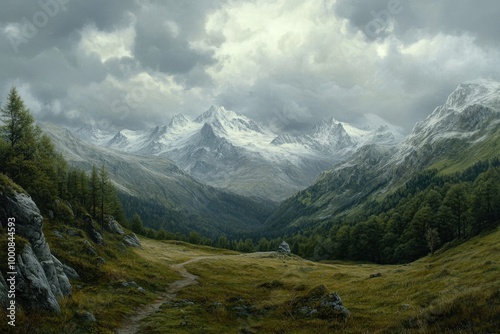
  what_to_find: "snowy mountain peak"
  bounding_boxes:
[445,79,500,112]
[195,105,235,123]
[74,123,113,144]
[169,113,191,128]
[406,79,500,150]
[194,105,266,135]
[311,116,343,134]
[107,130,128,147]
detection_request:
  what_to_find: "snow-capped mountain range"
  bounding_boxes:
[73,106,404,201]
[266,79,500,228]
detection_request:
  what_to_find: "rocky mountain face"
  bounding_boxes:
[74,106,404,201]
[266,79,500,230]
[0,188,72,313]
[41,123,277,237]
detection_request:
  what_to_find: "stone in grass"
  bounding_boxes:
[295,285,350,322]
[123,233,142,248]
[318,292,351,320]
[277,241,291,254]
[76,310,96,323]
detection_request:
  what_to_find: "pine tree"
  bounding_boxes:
[130,213,144,234]
[0,88,39,177]
[90,165,99,219]
[0,87,59,205]
[99,163,109,230]
[0,87,40,150]
[444,184,470,239]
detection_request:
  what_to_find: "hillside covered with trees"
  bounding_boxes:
[0,88,125,228]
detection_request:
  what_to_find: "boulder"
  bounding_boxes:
[84,217,103,244]
[104,216,125,235]
[278,241,291,254]
[83,239,97,256]
[318,292,351,319]
[76,310,96,323]
[123,233,142,248]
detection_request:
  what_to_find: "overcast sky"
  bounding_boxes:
[1,0,499,133]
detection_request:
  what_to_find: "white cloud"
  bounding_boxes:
[79,18,136,62]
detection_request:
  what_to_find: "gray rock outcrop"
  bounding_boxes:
[0,273,9,308]
[16,245,62,313]
[0,191,72,313]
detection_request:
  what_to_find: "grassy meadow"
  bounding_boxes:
[1,225,498,333]
[138,228,500,334]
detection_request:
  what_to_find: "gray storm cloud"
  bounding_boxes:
[0,0,499,132]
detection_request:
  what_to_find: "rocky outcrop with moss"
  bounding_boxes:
[0,188,72,313]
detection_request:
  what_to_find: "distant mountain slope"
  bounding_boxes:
[41,123,277,237]
[266,79,500,230]
[73,106,404,201]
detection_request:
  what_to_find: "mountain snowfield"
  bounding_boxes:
[266,79,500,229]
[73,105,405,201]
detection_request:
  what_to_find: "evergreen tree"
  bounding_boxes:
[188,231,201,244]
[130,213,144,234]
[0,87,40,150]
[257,237,270,251]
[217,235,228,249]
[444,184,470,238]
[0,87,58,205]
[90,165,99,218]
[99,163,109,230]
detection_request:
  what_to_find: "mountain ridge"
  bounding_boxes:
[71,105,404,201]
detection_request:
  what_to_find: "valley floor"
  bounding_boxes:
[128,228,500,334]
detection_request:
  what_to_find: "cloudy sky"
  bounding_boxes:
[1,0,499,133]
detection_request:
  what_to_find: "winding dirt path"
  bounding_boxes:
[116,256,218,334]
